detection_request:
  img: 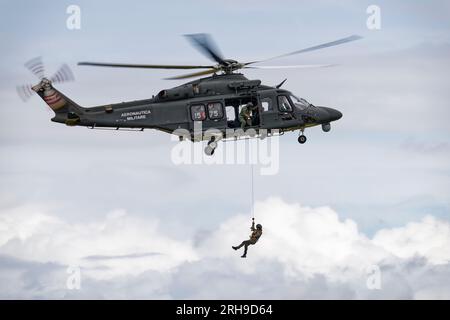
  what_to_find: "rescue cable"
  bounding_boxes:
[251,162,254,220]
[249,138,255,221]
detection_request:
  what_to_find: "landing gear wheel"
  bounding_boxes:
[298,135,307,144]
[208,140,218,149]
[204,145,215,156]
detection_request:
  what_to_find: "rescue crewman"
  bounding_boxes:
[232,218,262,258]
[239,102,255,129]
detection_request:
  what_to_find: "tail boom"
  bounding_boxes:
[33,78,84,125]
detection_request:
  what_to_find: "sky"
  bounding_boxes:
[0,0,449,299]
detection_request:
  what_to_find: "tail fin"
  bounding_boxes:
[32,78,84,125]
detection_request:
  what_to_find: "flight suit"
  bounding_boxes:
[239,105,252,129]
[235,221,262,257]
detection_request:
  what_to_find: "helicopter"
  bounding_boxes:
[17,34,362,155]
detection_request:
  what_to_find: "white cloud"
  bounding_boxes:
[0,205,198,280]
[373,215,450,265]
[1,197,449,299]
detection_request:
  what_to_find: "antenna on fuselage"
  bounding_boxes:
[276,78,287,89]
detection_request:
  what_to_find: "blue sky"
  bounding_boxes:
[0,0,449,299]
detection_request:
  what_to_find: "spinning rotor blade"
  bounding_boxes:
[184,33,225,65]
[77,34,362,80]
[16,84,34,102]
[24,57,45,80]
[248,35,363,65]
[18,58,75,103]
[51,64,75,84]
[245,64,337,69]
[165,68,217,80]
[78,61,215,70]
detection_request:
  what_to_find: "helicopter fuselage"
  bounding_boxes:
[48,73,342,144]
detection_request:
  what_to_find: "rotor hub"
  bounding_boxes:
[32,78,52,92]
[220,60,244,74]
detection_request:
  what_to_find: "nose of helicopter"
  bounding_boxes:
[321,107,343,122]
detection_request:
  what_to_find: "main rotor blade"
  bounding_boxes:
[248,35,363,64]
[51,64,75,83]
[245,64,337,69]
[78,62,215,70]
[184,33,225,65]
[25,57,45,80]
[165,69,217,80]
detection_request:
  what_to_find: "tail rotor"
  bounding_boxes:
[17,57,75,103]
[50,63,75,84]
[16,84,35,102]
[24,56,45,80]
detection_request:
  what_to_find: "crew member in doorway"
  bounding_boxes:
[239,102,255,129]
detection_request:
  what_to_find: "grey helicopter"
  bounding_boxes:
[17,34,361,155]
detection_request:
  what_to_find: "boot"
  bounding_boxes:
[241,254,247,258]
[232,246,238,250]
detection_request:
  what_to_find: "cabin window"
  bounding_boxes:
[261,98,272,112]
[225,106,235,120]
[192,84,200,95]
[207,102,223,120]
[278,95,293,112]
[191,104,206,121]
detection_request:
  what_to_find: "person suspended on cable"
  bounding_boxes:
[232,218,262,258]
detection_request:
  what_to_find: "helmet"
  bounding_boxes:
[247,102,254,107]
[256,224,262,229]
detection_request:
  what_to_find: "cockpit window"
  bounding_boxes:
[290,95,310,110]
[278,95,293,112]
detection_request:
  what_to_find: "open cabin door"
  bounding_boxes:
[224,95,260,129]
